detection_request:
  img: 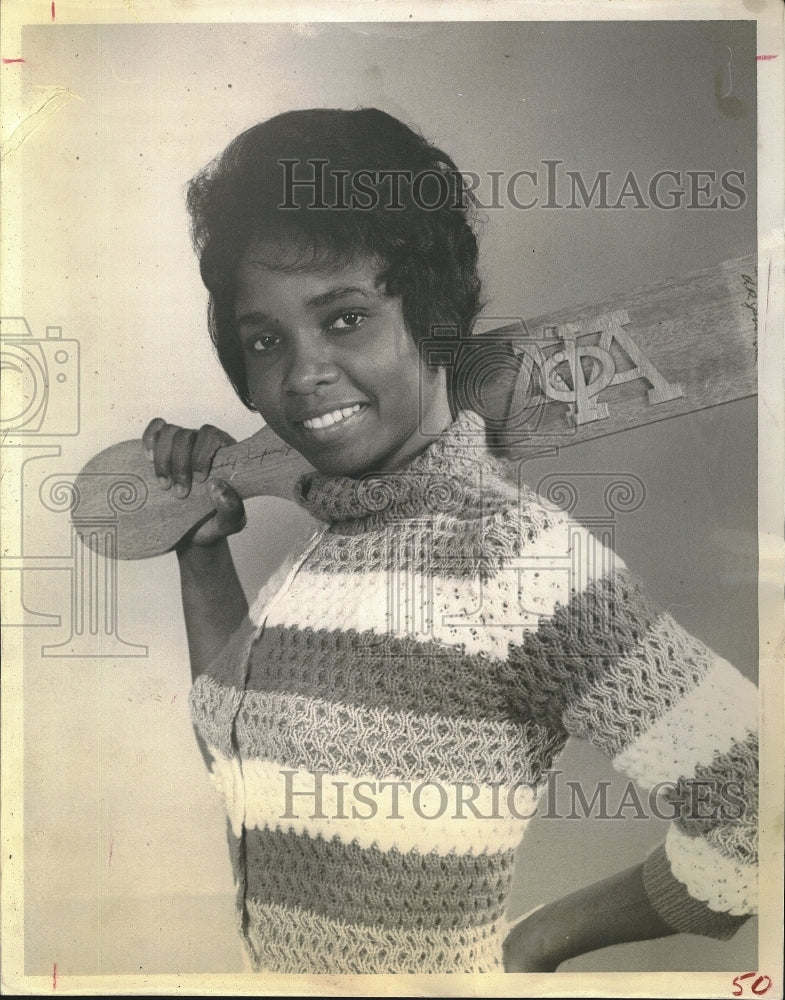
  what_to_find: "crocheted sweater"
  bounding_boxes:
[189,411,758,974]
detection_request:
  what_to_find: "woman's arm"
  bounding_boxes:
[177,502,249,681]
[144,419,250,680]
[505,515,758,968]
[504,862,675,972]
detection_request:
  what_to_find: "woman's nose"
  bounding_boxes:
[283,338,339,394]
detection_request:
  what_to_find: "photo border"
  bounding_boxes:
[1,1,782,996]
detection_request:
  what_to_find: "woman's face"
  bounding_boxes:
[233,248,453,477]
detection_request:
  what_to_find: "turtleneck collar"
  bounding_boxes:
[294,410,505,526]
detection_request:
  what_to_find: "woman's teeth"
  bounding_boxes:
[302,404,361,430]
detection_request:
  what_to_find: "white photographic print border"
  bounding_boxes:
[1,1,782,996]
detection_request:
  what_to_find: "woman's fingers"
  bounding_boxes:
[148,421,178,487]
[169,427,199,496]
[144,420,235,497]
[142,417,167,460]
[191,425,237,483]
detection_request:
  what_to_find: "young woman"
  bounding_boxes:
[144,108,758,974]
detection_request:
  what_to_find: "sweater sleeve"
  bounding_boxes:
[506,519,758,940]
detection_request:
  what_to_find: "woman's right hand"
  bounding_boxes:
[142,418,247,549]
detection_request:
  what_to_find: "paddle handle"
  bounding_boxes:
[71,424,314,560]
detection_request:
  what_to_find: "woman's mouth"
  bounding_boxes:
[300,403,364,431]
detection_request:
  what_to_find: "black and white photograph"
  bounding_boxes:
[1,2,783,995]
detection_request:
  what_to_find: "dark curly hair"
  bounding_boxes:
[185,108,484,409]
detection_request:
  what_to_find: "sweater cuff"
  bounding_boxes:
[642,843,750,940]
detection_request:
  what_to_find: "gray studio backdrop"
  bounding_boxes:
[18,20,756,974]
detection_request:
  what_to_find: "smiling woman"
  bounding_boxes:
[133,106,761,975]
[185,108,484,413]
[176,109,481,476]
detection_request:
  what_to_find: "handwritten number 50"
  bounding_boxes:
[732,973,773,996]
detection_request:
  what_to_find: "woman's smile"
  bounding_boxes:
[298,401,367,433]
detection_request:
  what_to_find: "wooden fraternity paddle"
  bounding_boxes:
[72,252,758,560]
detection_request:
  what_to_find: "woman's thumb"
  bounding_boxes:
[207,478,247,536]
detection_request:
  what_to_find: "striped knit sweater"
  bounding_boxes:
[189,411,758,974]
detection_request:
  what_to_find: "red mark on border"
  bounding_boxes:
[732,972,773,996]
[3,58,25,64]
[756,54,778,61]
[52,963,57,990]
[51,2,56,20]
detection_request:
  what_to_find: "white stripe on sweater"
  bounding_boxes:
[207,748,539,855]
[665,823,757,915]
[613,658,758,786]
[263,519,624,661]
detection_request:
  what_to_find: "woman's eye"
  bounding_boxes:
[247,334,280,354]
[329,311,365,331]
